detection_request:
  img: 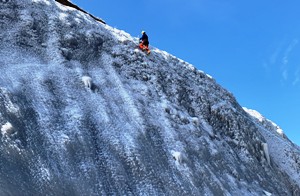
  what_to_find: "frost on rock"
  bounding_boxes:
[0,0,299,195]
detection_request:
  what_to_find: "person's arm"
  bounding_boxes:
[140,34,146,41]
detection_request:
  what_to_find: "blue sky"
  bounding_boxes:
[71,0,300,146]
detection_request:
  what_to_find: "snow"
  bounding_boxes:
[244,107,264,122]
[1,122,13,136]
[171,150,183,164]
[244,107,286,138]
[32,0,51,5]
[0,0,299,195]
[263,190,272,196]
[81,76,92,89]
[244,108,300,187]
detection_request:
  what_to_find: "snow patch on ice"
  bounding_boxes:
[59,12,68,23]
[276,127,284,136]
[244,107,264,122]
[105,26,134,43]
[206,74,213,79]
[32,0,51,5]
[263,190,272,196]
[82,76,92,89]
[1,122,14,136]
[191,117,199,126]
[171,150,183,164]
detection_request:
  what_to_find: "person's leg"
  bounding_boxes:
[139,43,143,49]
[145,45,150,54]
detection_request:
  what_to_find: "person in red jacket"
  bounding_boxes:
[139,31,150,54]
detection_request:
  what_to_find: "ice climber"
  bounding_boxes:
[139,31,151,54]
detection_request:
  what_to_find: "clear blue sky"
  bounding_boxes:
[71,0,300,146]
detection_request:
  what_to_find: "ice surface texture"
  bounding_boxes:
[0,0,299,195]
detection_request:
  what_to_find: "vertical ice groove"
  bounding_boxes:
[101,53,144,131]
